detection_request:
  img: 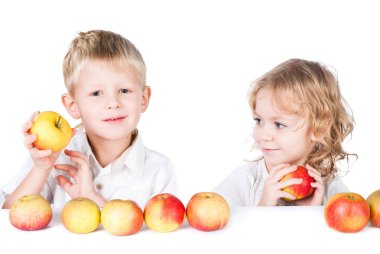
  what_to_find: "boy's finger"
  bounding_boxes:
[54,164,77,178]
[24,134,37,149]
[30,148,52,158]
[56,175,74,196]
[22,112,40,136]
[21,121,33,136]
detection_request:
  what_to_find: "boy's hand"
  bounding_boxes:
[54,150,98,199]
[258,164,302,206]
[294,165,324,206]
[22,111,60,172]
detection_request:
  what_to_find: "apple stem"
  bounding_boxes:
[56,116,61,128]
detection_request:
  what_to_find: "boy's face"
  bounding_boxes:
[64,61,150,141]
[253,89,316,172]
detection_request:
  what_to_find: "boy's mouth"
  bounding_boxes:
[103,116,126,122]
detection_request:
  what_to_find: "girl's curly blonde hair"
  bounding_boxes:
[249,58,357,177]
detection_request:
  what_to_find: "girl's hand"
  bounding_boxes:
[54,149,98,199]
[294,164,325,206]
[22,111,60,172]
[258,164,302,206]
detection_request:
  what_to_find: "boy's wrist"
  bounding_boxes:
[86,192,106,208]
[32,165,53,174]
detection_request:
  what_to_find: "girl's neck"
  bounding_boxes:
[87,133,134,168]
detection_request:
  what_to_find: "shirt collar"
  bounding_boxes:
[122,133,145,173]
[74,127,145,174]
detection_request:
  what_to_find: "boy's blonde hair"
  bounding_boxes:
[63,30,146,93]
[249,58,356,177]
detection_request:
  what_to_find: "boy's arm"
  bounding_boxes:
[2,166,52,208]
[2,111,62,209]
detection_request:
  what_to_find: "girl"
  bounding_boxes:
[214,58,356,206]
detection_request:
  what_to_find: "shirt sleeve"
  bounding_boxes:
[149,155,178,196]
[213,164,256,207]
[323,176,349,204]
[0,156,54,206]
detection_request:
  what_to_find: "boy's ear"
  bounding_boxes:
[141,86,151,113]
[62,93,81,119]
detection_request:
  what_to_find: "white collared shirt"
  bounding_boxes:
[213,159,349,207]
[1,128,177,210]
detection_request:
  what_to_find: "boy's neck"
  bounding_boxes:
[87,133,135,168]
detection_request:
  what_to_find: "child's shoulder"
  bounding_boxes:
[144,146,172,166]
[230,159,263,179]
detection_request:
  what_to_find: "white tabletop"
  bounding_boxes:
[0,206,376,253]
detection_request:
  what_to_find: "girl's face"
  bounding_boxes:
[253,89,316,172]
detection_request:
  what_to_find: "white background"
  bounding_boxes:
[0,0,379,204]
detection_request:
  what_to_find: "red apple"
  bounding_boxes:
[280,165,315,200]
[9,194,52,231]
[324,192,370,233]
[101,199,144,236]
[366,189,380,227]
[186,192,230,231]
[143,193,185,232]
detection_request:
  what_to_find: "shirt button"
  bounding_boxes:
[96,183,103,190]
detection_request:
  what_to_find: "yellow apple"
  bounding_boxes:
[101,199,144,236]
[61,197,101,234]
[366,189,380,227]
[186,192,230,231]
[9,194,52,231]
[144,193,185,232]
[30,111,72,152]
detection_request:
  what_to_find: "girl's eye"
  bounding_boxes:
[253,117,262,125]
[91,90,102,96]
[120,88,130,94]
[274,122,286,129]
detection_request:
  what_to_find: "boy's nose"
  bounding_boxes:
[107,104,120,109]
[106,96,121,109]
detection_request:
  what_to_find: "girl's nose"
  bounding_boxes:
[263,134,274,141]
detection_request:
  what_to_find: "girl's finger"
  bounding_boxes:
[278,178,303,189]
[275,165,298,181]
[279,190,296,201]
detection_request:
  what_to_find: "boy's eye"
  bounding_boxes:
[120,88,130,94]
[274,122,286,129]
[253,117,262,125]
[91,90,102,96]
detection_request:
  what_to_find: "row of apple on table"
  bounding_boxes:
[8,192,230,235]
[9,189,380,235]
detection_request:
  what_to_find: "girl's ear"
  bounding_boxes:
[62,93,81,119]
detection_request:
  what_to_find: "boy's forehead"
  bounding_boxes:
[72,60,141,88]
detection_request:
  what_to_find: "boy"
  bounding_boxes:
[1,30,176,209]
